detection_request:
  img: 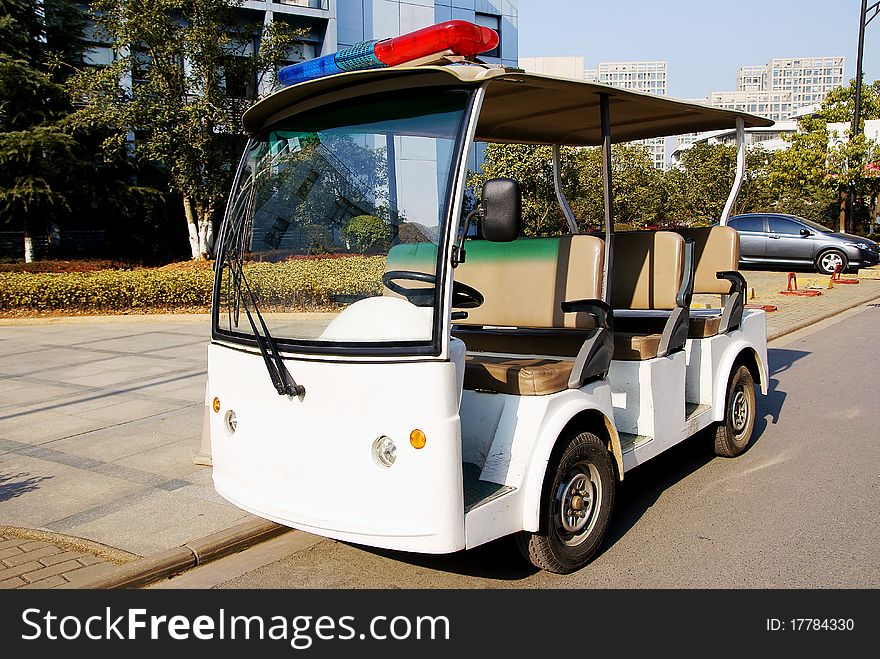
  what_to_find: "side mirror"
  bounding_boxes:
[481,178,521,242]
[800,228,811,237]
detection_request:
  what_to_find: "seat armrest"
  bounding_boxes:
[716,270,746,296]
[561,298,613,330]
[716,271,746,333]
[676,238,696,308]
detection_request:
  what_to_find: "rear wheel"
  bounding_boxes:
[816,249,847,275]
[714,365,756,457]
[517,431,615,574]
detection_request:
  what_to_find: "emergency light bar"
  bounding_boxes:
[277,20,499,87]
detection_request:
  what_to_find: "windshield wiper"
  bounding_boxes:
[226,255,305,398]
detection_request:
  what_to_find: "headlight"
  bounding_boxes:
[224,410,237,435]
[844,241,869,249]
[372,436,397,468]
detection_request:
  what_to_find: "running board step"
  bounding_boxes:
[463,462,515,513]
[686,402,712,421]
[619,432,653,454]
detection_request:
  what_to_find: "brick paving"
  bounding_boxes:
[693,266,880,339]
[0,532,127,589]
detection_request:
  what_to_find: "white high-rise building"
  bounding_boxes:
[736,65,766,92]
[519,55,585,79]
[713,56,845,122]
[707,89,797,123]
[596,61,667,96]
[673,56,846,163]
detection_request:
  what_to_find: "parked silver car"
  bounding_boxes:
[726,213,880,274]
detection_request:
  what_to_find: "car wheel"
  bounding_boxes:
[714,365,756,458]
[816,249,848,275]
[516,431,615,574]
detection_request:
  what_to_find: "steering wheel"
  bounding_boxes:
[382,270,484,309]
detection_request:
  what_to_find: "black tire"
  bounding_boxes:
[516,431,615,574]
[714,365,757,457]
[816,249,848,275]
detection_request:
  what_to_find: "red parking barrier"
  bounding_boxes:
[831,265,859,284]
[745,304,777,312]
[780,272,822,296]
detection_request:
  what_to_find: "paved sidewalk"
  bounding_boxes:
[0,317,252,560]
[0,526,134,589]
[0,267,879,589]
[694,267,880,339]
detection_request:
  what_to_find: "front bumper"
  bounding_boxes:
[854,248,879,267]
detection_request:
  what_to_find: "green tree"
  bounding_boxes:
[768,79,880,231]
[342,215,388,253]
[68,0,301,260]
[571,143,662,230]
[469,143,570,235]
[471,142,669,233]
[0,0,90,262]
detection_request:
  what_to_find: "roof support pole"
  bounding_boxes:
[385,133,400,244]
[552,144,579,234]
[720,117,745,226]
[600,93,614,303]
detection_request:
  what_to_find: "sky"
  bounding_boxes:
[518,0,880,100]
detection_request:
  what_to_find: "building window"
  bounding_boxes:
[474,13,501,59]
[220,56,257,99]
[84,45,114,67]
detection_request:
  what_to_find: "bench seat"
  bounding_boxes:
[614,310,724,341]
[612,332,663,361]
[688,314,722,338]
[464,354,574,396]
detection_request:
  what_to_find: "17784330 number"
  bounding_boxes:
[766,619,855,631]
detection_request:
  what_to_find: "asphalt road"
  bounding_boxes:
[157,304,880,589]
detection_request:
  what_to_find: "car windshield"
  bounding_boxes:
[795,217,833,233]
[214,88,471,353]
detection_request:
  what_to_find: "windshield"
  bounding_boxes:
[796,217,833,233]
[214,88,472,354]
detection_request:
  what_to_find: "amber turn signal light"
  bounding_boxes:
[212,397,221,413]
[409,429,427,449]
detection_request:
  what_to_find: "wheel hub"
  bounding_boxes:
[821,253,843,272]
[731,389,748,433]
[557,472,596,534]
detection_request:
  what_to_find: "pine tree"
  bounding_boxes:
[0,0,88,262]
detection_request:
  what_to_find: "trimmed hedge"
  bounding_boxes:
[0,256,386,313]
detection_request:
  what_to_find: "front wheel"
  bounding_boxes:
[816,249,847,275]
[714,364,757,457]
[517,431,615,574]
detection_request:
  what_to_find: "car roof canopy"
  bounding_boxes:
[243,65,773,143]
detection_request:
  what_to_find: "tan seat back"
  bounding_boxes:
[673,226,740,295]
[454,235,604,328]
[610,231,684,310]
[384,235,605,329]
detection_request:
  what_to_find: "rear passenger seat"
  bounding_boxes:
[673,226,744,337]
[609,231,692,360]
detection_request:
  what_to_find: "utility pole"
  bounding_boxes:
[850,0,879,233]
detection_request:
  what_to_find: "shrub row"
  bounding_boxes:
[0,256,386,312]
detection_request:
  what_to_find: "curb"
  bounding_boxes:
[766,290,880,341]
[65,518,289,589]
